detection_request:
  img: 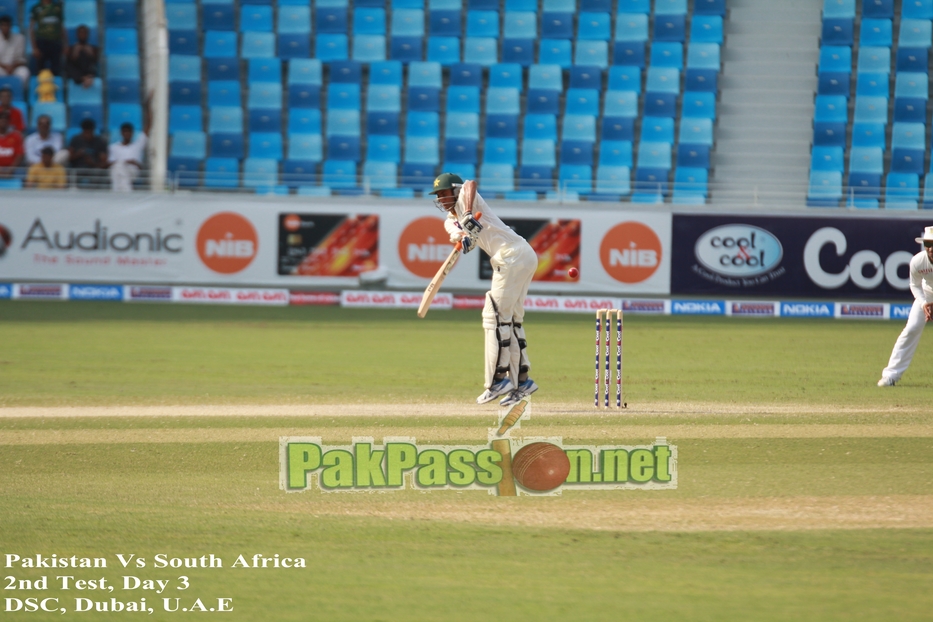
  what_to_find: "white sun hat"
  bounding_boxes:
[916,226,933,243]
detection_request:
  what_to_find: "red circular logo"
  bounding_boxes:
[398,217,452,278]
[283,214,301,232]
[599,222,662,283]
[196,212,259,274]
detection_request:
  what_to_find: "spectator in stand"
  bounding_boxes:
[0,85,24,132]
[0,15,29,87]
[107,94,151,192]
[25,113,67,165]
[65,24,97,88]
[0,109,24,178]
[30,0,66,77]
[68,117,107,187]
[26,145,66,188]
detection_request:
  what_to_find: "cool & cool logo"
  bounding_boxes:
[804,227,912,290]
[695,225,783,277]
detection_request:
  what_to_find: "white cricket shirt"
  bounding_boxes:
[444,188,524,257]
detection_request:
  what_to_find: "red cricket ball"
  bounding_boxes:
[568,267,579,279]
[511,442,571,492]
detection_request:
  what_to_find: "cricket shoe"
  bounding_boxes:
[877,376,897,387]
[476,378,514,404]
[499,379,539,407]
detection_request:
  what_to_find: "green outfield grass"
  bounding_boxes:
[2,301,932,620]
[1,301,931,407]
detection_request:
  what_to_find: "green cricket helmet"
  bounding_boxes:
[428,172,464,195]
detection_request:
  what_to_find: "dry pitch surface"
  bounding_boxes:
[5,400,930,533]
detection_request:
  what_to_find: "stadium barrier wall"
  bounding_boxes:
[1,194,928,302]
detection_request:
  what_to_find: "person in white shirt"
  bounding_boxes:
[878,225,933,386]
[24,113,67,165]
[0,15,29,87]
[429,172,539,407]
[107,95,151,192]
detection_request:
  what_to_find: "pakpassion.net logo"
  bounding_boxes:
[280,437,677,496]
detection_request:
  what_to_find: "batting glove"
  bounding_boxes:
[459,213,483,236]
[460,235,476,254]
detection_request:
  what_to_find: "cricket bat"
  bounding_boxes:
[417,212,481,318]
[492,439,517,497]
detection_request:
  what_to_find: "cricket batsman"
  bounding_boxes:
[878,225,933,386]
[428,172,538,406]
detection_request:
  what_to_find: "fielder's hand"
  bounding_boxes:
[925,303,933,322]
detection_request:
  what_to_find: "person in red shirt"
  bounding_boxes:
[0,109,24,177]
[0,86,24,132]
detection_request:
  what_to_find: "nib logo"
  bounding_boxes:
[398,216,452,278]
[599,222,663,284]
[197,212,259,274]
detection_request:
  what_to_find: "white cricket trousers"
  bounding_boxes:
[882,298,927,381]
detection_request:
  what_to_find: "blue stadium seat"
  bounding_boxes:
[67,79,103,105]
[406,111,439,136]
[392,9,425,36]
[818,72,851,97]
[480,163,515,194]
[578,12,611,40]
[363,161,398,190]
[367,111,400,135]
[862,0,893,19]
[522,139,557,167]
[570,66,602,90]
[850,146,884,173]
[287,134,323,163]
[527,90,560,114]
[204,157,240,188]
[104,1,136,28]
[489,64,523,90]
[354,7,386,34]
[540,39,573,68]
[542,12,574,39]
[317,34,349,61]
[811,146,845,171]
[202,3,234,30]
[654,14,685,42]
[813,122,847,147]
[464,38,498,66]
[677,144,710,169]
[896,47,928,71]
[607,65,641,91]
[672,167,708,203]
[647,66,680,93]
[400,163,436,191]
[641,116,675,144]
[518,165,554,192]
[279,6,312,33]
[289,108,322,134]
[169,30,198,55]
[367,134,400,161]
[892,123,926,150]
[853,96,888,124]
[405,136,440,164]
[637,142,672,169]
[655,0,687,14]
[486,87,520,115]
[210,133,244,158]
[819,46,852,74]
[822,18,854,46]
[170,105,202,132]
[857,47,891,74]
[891,148,924,173]
[467,10,499,37]
[504,12,537,38]
[895,72,928,99]
[562,114,596,142]
[690,15,723,43]
[353,35,386,62]
[108,103,142,136]
[170,131,207,158]
[209,106,243,133]
[65,1,97,28]
[409,61,442,87]
[650,42,683,68]
[565,88,600,116]
[326,109,361,137]
[249,109,281,132]
[249,82,283,109]
[204,31,237,57]
[855,72,888,97]
[612,41,646,67]
[327,134,361,161]
[249,133,283,160]
[807,170,843,206]
[524,115,558,140]
[70,104,103,129]
[368,85,401,113]
[596,165,631,196]
[680,118,714,146]
[814,95,849,123]
[894,98,926,122]
[824,0,856,18]
[682,91,716,118]
[240,4,272,32]
[528,64,562,90]
[575,40,609,68]
[169,55,200,83]
[167,158,202,187]
[108,80,140,104]
[327,60,360,84]
[447,86,480,112]
[370,61,403,85]
[279,34,311,59]
[581,0,611,9]
[446,138,478,163]
[560,140,593,166]
[486,114,518,138]
[242,32,275,58]
[688,43,720,70]
[851,123,886,149]
[247,58,280,83]
[903,0,933,18]
[427,36,460,64]
[243,158,279,188]
[327,82,360,110]
[317,6,348,33]
[169,81,201,106]
[885,173,919,209]
[859,18,891,47]
[485,138,518,165]
[615,13,648,41]
[408,86,439,111]
[430,10,461,36]
[618,0,651,12]
[559,164,592,194]
[601,116,635,141]
[390,36,422,62]
[206,58,240,81]
[502,39,535,66]
[599,141,633,167]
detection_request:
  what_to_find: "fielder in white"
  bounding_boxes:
[428,172,539,406]
[878,226,933,386]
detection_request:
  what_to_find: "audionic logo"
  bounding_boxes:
[599,222,662,284]
[695,225,783,277]
[398,217,451,278]
[196,212,259,274]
